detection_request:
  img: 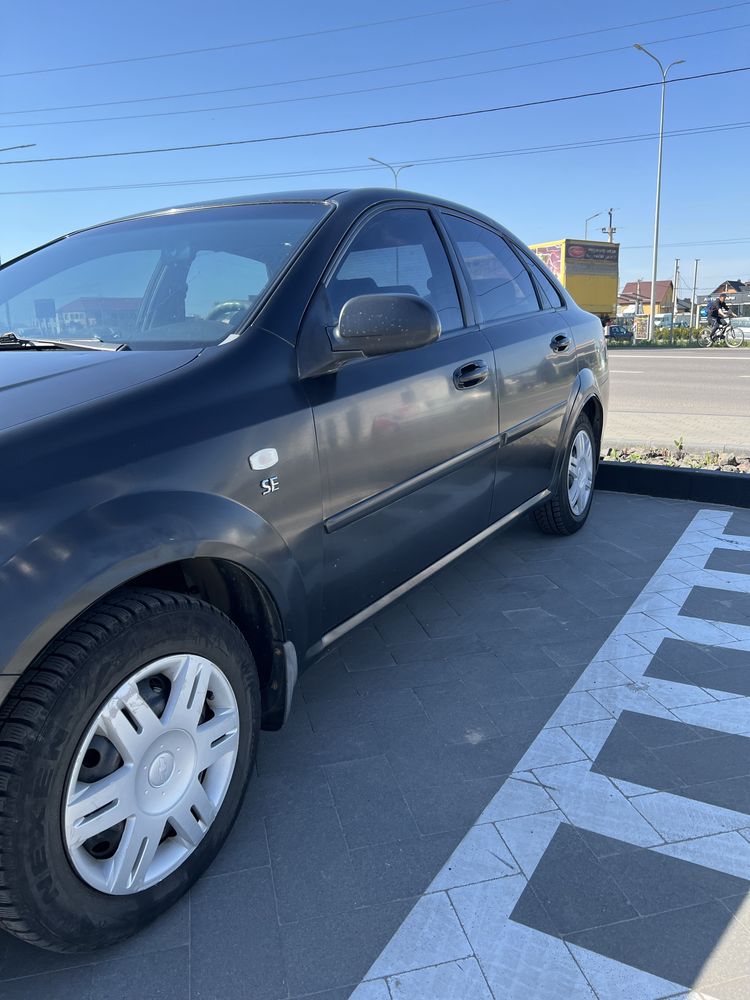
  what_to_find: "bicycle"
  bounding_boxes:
[697,318,744,348]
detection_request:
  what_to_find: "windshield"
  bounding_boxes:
[0,202,328,350]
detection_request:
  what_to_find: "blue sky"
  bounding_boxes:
[2,0,748,296]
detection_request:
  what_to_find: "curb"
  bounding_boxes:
[596,461,750,509]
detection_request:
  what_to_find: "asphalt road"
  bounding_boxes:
[604,348,750,453]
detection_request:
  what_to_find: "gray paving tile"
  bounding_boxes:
[592,720,686,793]
[388,635,488,663]
[266,800,360,923]
[590,832,750,916]
[567,900,750,990]
[510,823,638,935]
[325,756,419,849]
[280,899,415,996]
[350,833,460,907]
[481,695,562,737]
[191,868,285,1000]
[0,894,188,981]
[371,604,428,645]
[337,627,397,670]
[375,715,467,793]
[205,783,269,876]
[542,637,603,667]
[403,775,503,835]
[706,547,750,575]
[725,512,750,536]
[413,683,501,744]
[305,688,426,733]
[0,967,90,1000]
[681,586,750,629]
[353,660,456,694]
[387,957,493,998]
[257,721,385,778]
[300,658,362,703]
[448,732,530,778]
[89,948,189,1000]
[516,665,585,698]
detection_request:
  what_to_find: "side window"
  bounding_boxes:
[327,208,463,333]
[443,215,539,323]
[522,250,565,309]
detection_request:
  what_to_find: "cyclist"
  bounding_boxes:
[708,293,734,341]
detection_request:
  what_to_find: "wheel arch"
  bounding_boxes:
[0,491,310,730]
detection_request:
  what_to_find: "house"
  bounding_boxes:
[58,297,141,332]
[618,280,673,315]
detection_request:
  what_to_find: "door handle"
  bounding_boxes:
[550,334,571,352]
[453,360,490,390]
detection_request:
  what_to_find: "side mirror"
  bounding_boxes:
[333,294,441,357]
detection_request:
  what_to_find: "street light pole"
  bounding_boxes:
[690,258,700,327]
[634,44,685,341]
[368,156,415,188]
[584,212,603,240]
[670,258,679,344]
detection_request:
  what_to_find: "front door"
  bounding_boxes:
[304,207,499,632]
[441,214,579,520]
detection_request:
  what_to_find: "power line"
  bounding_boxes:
[0,0,509,80]
[2,0,745,115]
[2,119,748,195]
[622,237,750,249]
[2,66,748,167]
[6,22,747,131]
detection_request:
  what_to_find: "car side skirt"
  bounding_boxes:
[307,487,551,659]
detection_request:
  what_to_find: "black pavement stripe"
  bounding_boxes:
[645,636,750,698]
[680,586,750,629]
[725,512,750,537]
[706,547,750,576]
[512,823,750,989]
[593,711,750,813]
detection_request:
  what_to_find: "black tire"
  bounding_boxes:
[0,588,260,952]
[532,412,597,536]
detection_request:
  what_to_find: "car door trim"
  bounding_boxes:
[309,487,550,656]
[503,401,567,445]
[324,434,501,534]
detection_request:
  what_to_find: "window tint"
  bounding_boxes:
[522,251,565,309]
[443,215,539,323]
[328,209,462,333]
[0,202,328,350]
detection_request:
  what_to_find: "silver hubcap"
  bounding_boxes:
[567,429,594,517]
[64,655,239,895]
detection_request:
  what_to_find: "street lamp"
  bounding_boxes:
[634,44,685,340]
[368,156,415,188]
[584,212,604,240]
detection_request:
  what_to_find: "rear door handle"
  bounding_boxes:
[453,360,490,390]
[550,334,571,352]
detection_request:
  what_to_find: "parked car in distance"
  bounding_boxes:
[0,188,608,952]
[604,323,634,343]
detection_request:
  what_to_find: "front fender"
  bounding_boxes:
[0,491,308,681]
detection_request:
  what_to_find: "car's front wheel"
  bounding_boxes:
[532,412,597,535]
[0,588,260,952]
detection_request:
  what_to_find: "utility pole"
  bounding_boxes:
[670,258,680,344]
[600,208,618,243]
[691,259,700,327]
[634,44,685,341]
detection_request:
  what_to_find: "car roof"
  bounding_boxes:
[77,187,506,234]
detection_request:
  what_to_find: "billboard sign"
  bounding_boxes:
[564,242,619,277]
[532,242,562,278]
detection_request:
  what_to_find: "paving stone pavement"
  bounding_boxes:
[1,492,747,999]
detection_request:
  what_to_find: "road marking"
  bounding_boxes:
[353,510,750,999]
[611,370,643,374]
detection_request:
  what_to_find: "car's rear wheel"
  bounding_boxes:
[0,588,260,952]
[532,412,596,535]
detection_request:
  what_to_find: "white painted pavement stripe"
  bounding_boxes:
[356,510,750,998]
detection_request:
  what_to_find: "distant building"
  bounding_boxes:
[58,297,141,333]
[618,280,673,316]
[698,280,750,318]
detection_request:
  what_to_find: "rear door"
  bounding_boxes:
[441,213,579,520]
[304,206,499,632]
